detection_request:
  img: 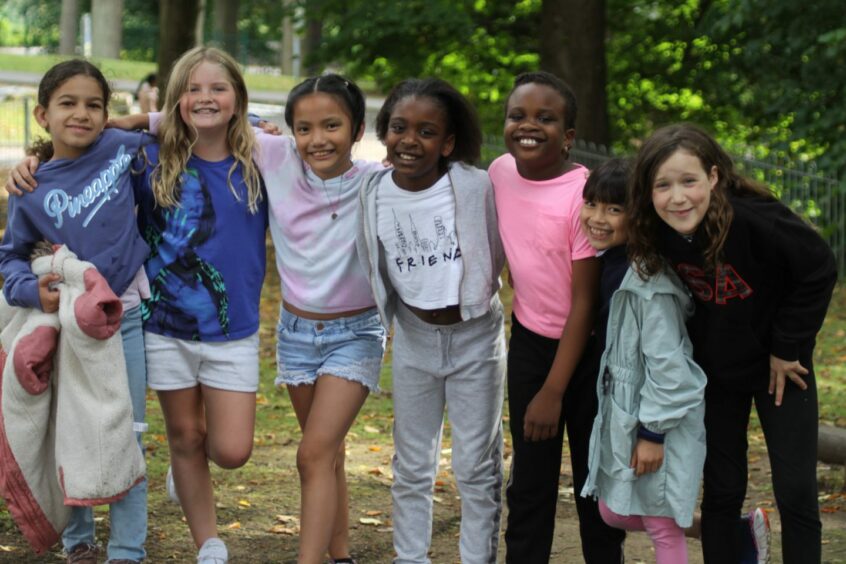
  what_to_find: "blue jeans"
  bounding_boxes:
[62,305,148,562]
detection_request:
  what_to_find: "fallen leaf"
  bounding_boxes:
[368,466,386,476]
[433,495,443,504]
[276,514,300,524]
[226,521,242,529]
[235,485,247,491]
[365,510,383,516]
[238,499,251,507]
[0,546,15,552]
[363,425,381,434]
[359,517,382,526]
[268,525,298,535]
[368,445,382,452]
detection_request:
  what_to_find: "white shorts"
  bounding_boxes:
[145,331,260,392]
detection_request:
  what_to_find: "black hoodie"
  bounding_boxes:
[659,194,836,387]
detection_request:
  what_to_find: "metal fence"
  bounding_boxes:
[484,136,846,277]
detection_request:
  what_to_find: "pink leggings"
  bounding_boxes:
[598,499,687,564]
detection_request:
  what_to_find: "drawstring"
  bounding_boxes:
[437,328,454,371]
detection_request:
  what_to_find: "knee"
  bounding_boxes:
[210,444,253,469]
[643,517,685,549]
[453,455,496,490]
[167,426,207,457]
[296,440,336,480]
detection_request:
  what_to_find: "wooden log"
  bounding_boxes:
[818,426,846,464]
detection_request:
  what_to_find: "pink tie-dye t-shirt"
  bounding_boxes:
[255,134,382,313]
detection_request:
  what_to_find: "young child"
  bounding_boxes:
[111,71,383,564]
[134,47,267,563]
[0,60,152,564]
[488,71,625,563]
[259,74,386,564]
[356,78,506,563]
[579,158,707,563]
[627,123,837,562]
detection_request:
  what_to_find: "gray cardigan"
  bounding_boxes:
[356,162,505,328]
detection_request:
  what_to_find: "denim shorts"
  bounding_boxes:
[275,306,386,392]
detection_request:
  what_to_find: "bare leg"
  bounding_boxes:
[289,376,368,564]
[685,515,702,539]
[159,386,256,548]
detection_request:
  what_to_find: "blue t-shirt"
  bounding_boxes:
[136,145,268,342]
[0,128,153,309]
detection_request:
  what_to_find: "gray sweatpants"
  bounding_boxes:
[391,301,507,564]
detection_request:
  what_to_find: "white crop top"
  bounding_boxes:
[376,173,462,309]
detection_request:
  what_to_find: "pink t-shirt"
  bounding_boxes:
[488,154,595,338]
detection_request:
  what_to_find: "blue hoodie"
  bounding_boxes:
[0,128,153,309]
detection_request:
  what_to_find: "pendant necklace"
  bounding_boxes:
[320,175,344,220]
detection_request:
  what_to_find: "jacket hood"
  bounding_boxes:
[618,264,694,316]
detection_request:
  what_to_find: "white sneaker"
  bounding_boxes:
[197,537,228,563]
[166,465,180,504]
[749,508,771,564]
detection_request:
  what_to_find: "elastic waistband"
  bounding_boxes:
[279,306,379,333]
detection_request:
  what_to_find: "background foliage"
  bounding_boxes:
[0,0,844,177]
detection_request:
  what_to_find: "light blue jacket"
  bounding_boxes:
[581,264,706,527]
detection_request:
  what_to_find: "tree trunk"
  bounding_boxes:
[91,0,124,59]
[196,0,207,45]
[280,8,294,76]
[212,0,239,58]
[157,0,201,97]
[59,0,79,56]
[540,0,610,147]
[303,15,322,76]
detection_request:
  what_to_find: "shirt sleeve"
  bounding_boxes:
[0,198,44,309]
[638,291,707,434]
[768,206,837,360]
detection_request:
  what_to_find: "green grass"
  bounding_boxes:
[0,53,358,94]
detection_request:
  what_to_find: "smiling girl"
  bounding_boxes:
[579,158,707,564]
[628,123,836,563]
[0,60,153,564]
[133,47,267,564]
[255,74,386,564]
[488,71,625,563]
[356,78,506,563]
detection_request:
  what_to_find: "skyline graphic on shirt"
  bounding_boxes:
[390,209,461,273]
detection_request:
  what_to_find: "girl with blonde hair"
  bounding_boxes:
[137,46,267,563]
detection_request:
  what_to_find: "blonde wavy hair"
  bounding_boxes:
[151,46,262,213]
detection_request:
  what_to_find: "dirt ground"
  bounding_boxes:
[3,432,846,563]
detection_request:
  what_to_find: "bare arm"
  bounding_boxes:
[523,256,600,441]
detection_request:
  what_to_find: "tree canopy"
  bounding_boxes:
[0,0,843,177]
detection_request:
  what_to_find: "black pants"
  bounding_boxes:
[504,315,625,564]
[700,357,821,564]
